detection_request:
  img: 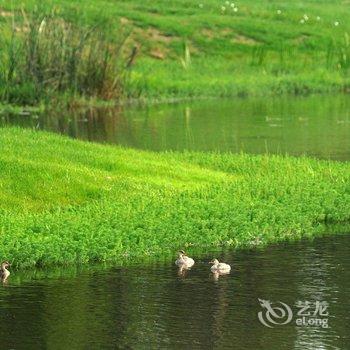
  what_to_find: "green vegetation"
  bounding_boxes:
[1,127,349,267]
[0,7,128,105]
[0,0,350,105]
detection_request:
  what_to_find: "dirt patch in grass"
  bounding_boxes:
[145,27,177,43]
[232,34,260,46]
[293,34,310,45]
[0,8,13,17]
[149,48,168,59]
[131,26,179,46]
[201,28,215,39]
[129,26,179,58]
[120,17,132,25]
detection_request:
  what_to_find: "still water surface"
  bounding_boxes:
[0,234,349,349]
[1,94,350,160]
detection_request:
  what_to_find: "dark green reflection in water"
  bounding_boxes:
[0,234,349,349]
[1,95,350,160]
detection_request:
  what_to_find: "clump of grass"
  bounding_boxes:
[326,33,350,70]
[0,127,349,268]
[0,7,129,105]
[179,41,191,70]
[337,32,350,70]
[251,45,268,66]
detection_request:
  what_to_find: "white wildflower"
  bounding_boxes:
[277,10,282,15]
[234,7,238,12]
[303,14,309,21]
[300,19,305,24]
[334,21,339,26]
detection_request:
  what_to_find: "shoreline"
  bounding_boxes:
[1,88,349,115]
[6,228,350,279]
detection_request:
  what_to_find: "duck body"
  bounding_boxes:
[175,251,195,268]
[0,261,11,282]
[210,259,231,272]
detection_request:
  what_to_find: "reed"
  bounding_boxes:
[0,8,128,105]
[179,41,191,70]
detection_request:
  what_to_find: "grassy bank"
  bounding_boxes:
[0,127,349,267]
[0,0,350,106]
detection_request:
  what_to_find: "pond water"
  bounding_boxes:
[0,234,349,349]
[1,94,350,160]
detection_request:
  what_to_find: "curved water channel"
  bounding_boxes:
[0,94,349,349]
[2,94,350,160]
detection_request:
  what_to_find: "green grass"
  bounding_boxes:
[1,127,349,267]
[0,0,350,105]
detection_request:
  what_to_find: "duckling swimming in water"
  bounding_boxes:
[175,250,195,268]
[209,259,231,272]
[0,261,11,282]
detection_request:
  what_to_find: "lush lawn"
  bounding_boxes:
[0,0,349,104]
[0,127,349,267]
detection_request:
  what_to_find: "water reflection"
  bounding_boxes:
[211,270,231,281]
[1,94,350,160]
[0,234,349,349]
[177,265,192,278]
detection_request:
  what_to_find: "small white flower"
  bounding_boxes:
[230,3,235,8]
[225,1,230,5]
[277,9,282,15]
[221,6,226,11]
[303,14,309,21]
[316,16,321,21]
[300,19,305,24]
[234,7,238,12]
[334,21,339,26]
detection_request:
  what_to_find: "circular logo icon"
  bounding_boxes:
[258,299,293,328]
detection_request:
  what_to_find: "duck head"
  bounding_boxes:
[209,259,219,265]
[1,261,10,270]
[178,250,186,258]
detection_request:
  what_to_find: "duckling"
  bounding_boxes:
[209,259,231,272]
[175,250,195,268]
[0,261,11,282]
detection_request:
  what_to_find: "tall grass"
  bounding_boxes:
[1,127,349,268]
[337,32,350,70]
[326,33,350,70]
[0,8,129,105]
[179,41,191,70]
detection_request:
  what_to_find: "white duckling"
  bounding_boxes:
[209,259,231,272]
[0,261,11,282]
[175,250,195,268]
